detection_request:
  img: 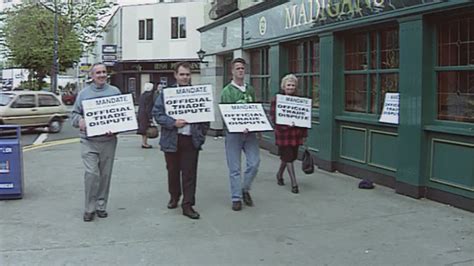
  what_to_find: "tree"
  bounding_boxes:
[0,1,115,89]
[1,4,82,89]
[34,0,117,52]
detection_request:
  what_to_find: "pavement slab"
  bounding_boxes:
[1,135,473,265]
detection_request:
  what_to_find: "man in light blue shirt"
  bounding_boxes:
[71,63,121,222]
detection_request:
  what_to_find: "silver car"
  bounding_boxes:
[0,91,69,133]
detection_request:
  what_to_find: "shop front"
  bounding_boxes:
[240,0,474,211]
[110,61,201,103]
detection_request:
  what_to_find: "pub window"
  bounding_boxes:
[344,27,399,114]
[285,38,320,108]
[436,14,474,123]
[139,19,153,40]
[171,17,186,39]
[250,47,270,103]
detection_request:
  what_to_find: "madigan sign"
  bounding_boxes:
[244,0,438,44]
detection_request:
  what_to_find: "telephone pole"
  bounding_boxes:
[51,0,58,94]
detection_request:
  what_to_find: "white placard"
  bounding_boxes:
[82,94,138,137]
[379,93,400,124]
[219,103,273,132]
[163,85,215,123]
[275,94,312,128]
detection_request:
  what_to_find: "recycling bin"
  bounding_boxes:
[0,125,24,199]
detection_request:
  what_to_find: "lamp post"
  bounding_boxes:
[196,49,208,66]
[51,0,58,94]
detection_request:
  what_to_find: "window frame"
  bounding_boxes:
[343,26,400,116]
[38,94,60,107]
[434,13,474,124]
[12,94,36,109]
[138,20,145,40]
[146,19,153,40]
[285,38,321,108]
[179,17,186,39]
[171,16,186,39]
[138,19,153,41]
[249,47,270,103]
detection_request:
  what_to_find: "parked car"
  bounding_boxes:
[0,91,69,133]
[61,92,76,105]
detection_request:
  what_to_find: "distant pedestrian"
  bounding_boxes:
[137,82,156,148]
[220,58,260,211]
[71,63,121,222]
[152,62,210,219]
[270,74,307,193]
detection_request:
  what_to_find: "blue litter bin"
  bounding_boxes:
[0,125,24,199]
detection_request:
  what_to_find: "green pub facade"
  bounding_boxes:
[199,0,474,211]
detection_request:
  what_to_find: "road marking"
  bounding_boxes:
[22,134,140,152]
[32,133,48,145]
[23,138,80,152]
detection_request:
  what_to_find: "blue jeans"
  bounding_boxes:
[225,132,260,202]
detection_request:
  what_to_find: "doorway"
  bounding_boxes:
[223,53,234,85]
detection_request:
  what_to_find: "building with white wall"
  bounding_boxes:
[89,0,206,101]
[198,0,264,134]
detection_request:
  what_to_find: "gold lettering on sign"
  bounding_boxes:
[374,0,384,7]
[284,0,387,29]
[325,0,341,18]
[298,1,308,26]
[190,63,200,70]
[285,4,298,29]
[340,0,355,17]
[154,63,168,70]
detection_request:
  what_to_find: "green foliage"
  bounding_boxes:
[30,0,116,52]
[2,4,82,89]
[0,1,114,89]
[17,79,46,91]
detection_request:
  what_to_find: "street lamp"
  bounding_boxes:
[196,49,208,66]
[51,0,58,94]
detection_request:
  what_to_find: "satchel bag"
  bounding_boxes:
[301,148,314,174]
[146,124,159,139]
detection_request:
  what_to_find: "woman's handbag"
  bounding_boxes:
[301,148,314,174]
[146,124,159,139]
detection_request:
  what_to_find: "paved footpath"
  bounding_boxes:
[1,135,473,266]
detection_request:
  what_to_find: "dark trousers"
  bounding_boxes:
[164,135,199,208]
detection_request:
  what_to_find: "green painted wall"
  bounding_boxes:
[368,130,398,172]
[249,1,474,204]
[318,33,344,170]
[340,126,367,163]
[396,16,427,188]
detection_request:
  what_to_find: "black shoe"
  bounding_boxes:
[276,175,285,186]
[242,191,254,206]
[83,212,95,222]
[182,207,200,219]
[291,186,299,194]
[96,210,108,218]
[167,198,179,209]
[232,201,242,211]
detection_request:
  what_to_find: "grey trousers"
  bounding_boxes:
[80,137,117,213]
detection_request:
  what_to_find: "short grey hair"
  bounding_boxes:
[280,74,298,90]
[89,62,106,75]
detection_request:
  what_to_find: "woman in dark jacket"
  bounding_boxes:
[270,74,308,193]
[137,82,156,148]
